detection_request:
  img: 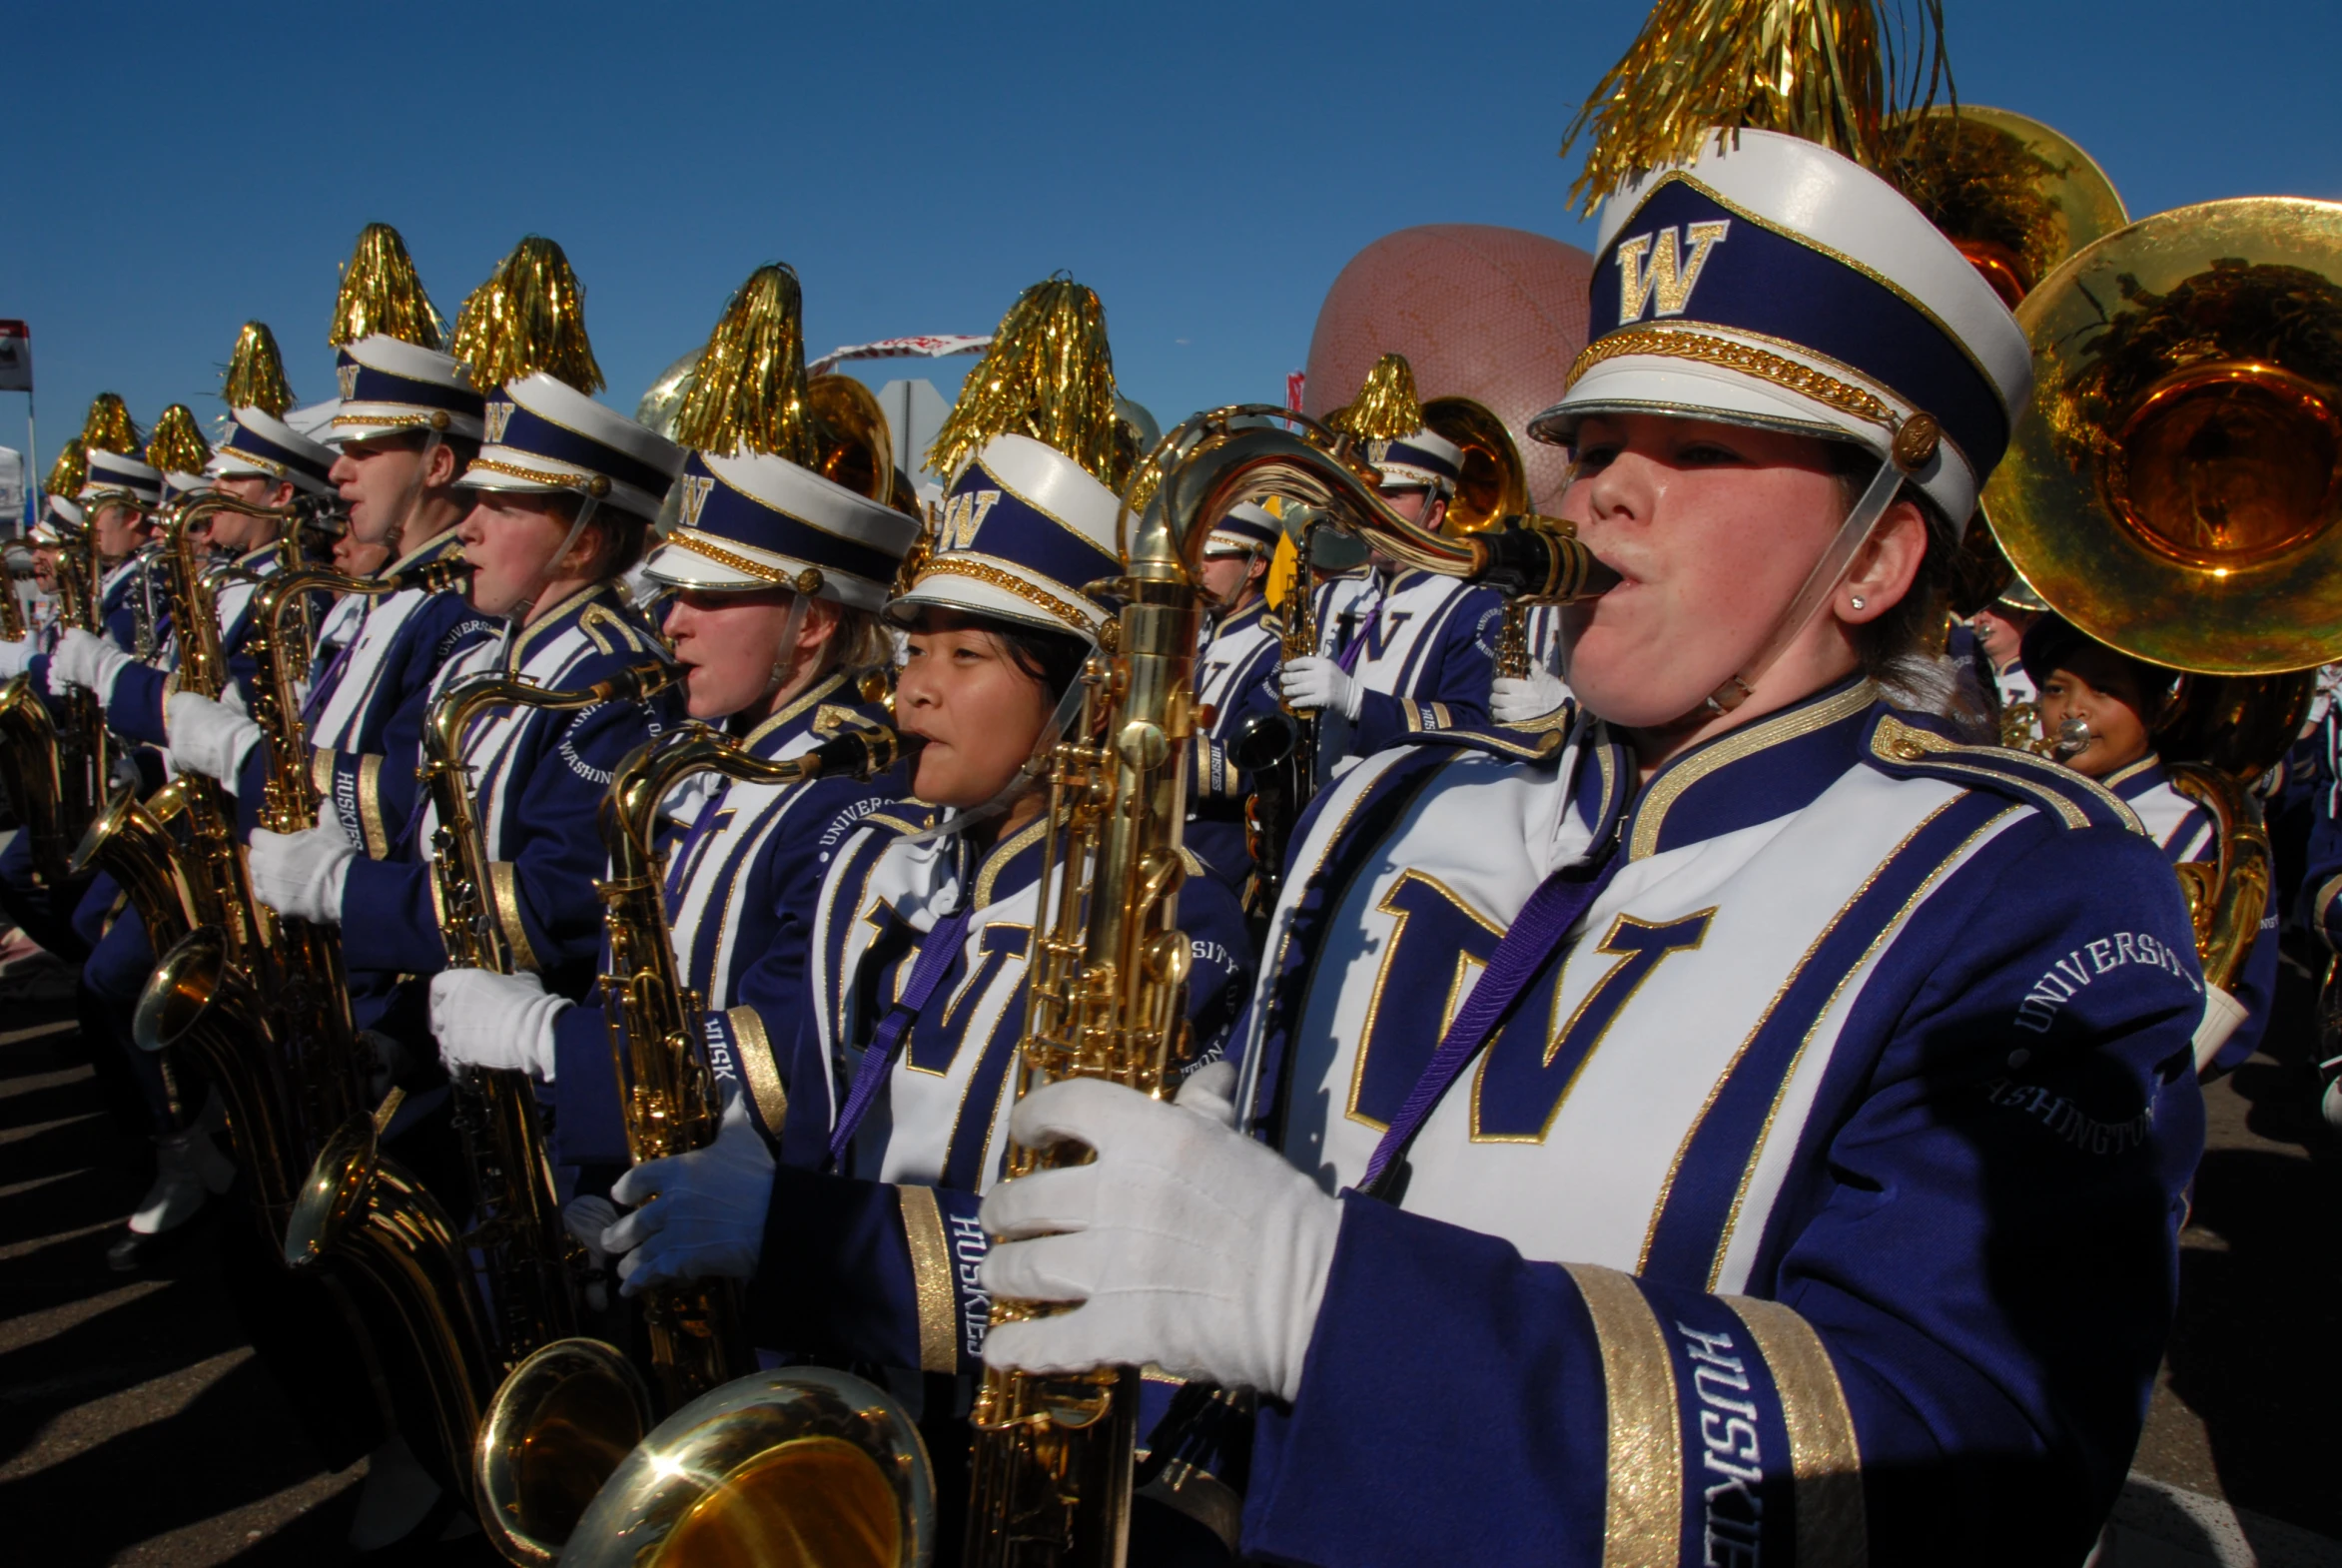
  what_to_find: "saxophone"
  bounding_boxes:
[0,506,119,882]
[966,406,1615,1565]
[425,659,680,1372]
[80,492,292,957]
[473,717,912,1567]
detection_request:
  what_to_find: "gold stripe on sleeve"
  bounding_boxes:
[357,754,390,859]
[487,861,541,973]
[897,1185,958,1373]
[1563,1263,1683,1568]
[1726,1295,1867,1568]
[726,1006,789,1134]
[311,747,338,807]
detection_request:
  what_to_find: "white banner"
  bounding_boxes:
[808,334,991,379]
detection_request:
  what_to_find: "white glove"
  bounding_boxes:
[249,824,357,924]
[166,691,264,788]
[1490,668,1569,726]
[1176,1058,1241,1130]
[428,968,567,1080]
[0,636,33,680]
[977,1077,1340,1401]
[53,627,133,703]
[602,1095,775,1296]
[1280,654,1363,720]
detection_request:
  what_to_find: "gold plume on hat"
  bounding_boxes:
[46,437,87,497]
[330,223,445,351]
[80,392,142,455]
[145,403,213,476]
[223,322,296,416]
[1560,0,1952,213]
[927,275,1120,485]
[671,264,814,464]
[449,235,605,395]
[1328,353,1425,440]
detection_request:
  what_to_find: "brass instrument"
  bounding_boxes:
[966,405,1614,1565]
[1984,197,2342,998]
[427,660,681,1370]
[27,498,119,880]
[0,543,27,642]
[474,720,913,1566]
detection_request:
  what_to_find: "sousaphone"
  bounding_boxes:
[1982,196,2342,995]
[1889,104,2129,611]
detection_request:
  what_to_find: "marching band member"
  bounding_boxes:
[974,121,2206,1564]
[1186,499,1285,891]
[599,281,1254,1540]
[2022,615,2276,1076]
[425,263,918,1169]
[1973,579,2044,713]
[1280,380,1503,768]
[162,226,493,863]
[248,235,683,1029]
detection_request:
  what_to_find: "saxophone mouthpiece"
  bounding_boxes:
[1469,522,1620,602]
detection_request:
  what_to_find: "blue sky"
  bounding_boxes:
[5,0,2337,477]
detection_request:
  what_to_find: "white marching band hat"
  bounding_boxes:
[333,335,487,445]
[1204,499,1282,558]
[649,452,921,612]
[81,448,164,508]
[458,373,683,523]
[1529,128,2032,532]
[1368,428,1464,493]
[209,406,340,495]
[887,432,1123,642]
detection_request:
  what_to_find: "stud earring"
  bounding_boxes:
[1849,595,1868,610]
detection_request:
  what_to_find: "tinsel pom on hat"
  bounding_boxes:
[46,437,87,497]
[145,403,213,476]
[671,264,814,465]
[1328,353,1425,440]
[79,392,142,455]
[449,235,604,394]
[926,275,1120,484]
[1559,0,1952,212]
[330,223,445,350]
[223,323,296,415]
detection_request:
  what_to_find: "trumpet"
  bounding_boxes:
[965,404,1614,1564]
[475,719,915,1567]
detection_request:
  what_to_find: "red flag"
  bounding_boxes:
[1285,370,1305,413]
[0,322,28,393]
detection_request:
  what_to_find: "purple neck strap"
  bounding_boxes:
[1360,846,1622,1194]
[827,905,975,1171]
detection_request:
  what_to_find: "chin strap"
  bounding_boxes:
[501,481,606,649]
[1703,413,1942,716]
[898,673,1091,848]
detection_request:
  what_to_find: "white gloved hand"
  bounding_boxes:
[0,636,33,680]
[249,824,357,924]
[1490,668,1569,726]
[428,968,567,1080]
[2191,983,2248,1075]
[1176,1058,1241,1130]
[1280,654,1363,721]
[977,1077,1340,1401]
[602,1095,775,1295]
[53,627,133,703]
[166,691,264,787]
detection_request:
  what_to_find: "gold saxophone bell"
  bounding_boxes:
[557,1366,936,1568]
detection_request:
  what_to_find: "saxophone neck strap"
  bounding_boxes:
[827,904,977,1171]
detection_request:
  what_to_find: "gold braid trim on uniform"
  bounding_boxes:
[1571,329,1896,427]
[897,1185,959,1373]
[357,754,390,860]
[487,861,540,972]
[1562,1263,1684,1567]
[1725,1295,1868,1567]
[727,1006,790,1136]
[917,557,1098,633]
[668,528,796,587]
[310,747,337,806]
